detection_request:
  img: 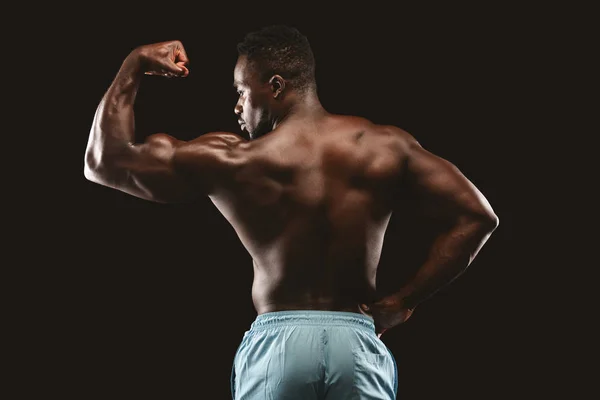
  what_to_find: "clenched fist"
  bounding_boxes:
[132,40,190,78]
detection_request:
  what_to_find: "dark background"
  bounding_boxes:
[20,3,589,399]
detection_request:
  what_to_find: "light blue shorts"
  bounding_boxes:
[230,310,398,399]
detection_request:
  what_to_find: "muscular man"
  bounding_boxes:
[84,25,498,400]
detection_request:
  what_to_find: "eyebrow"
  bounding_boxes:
[233,80,242,88]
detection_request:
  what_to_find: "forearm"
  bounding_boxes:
[397,215,498,309]
[84,51,143,179]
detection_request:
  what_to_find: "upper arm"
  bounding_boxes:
[99,133,195,203]
[395,129,498,225]
[86,132,246,203]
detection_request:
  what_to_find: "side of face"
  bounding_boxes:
[233,56,278,139]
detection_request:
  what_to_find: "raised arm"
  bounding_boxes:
[364,128,499,334]
[84,40,244,202]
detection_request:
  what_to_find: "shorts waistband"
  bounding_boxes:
[249,310,375,332]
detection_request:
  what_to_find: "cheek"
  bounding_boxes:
[246,95,258,110]
[245,97,262,120]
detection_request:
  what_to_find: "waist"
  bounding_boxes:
[249,310,375,332]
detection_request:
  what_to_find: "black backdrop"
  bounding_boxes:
[27,3,579,399]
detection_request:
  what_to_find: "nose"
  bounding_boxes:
[234,100,242,116]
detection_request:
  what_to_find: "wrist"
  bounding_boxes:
[393,289,417,311]
[121,48,145,76]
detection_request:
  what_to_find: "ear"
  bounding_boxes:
[269,75,286,99]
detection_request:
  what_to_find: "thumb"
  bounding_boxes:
[175,61,189,77]
[174,44,189,65]
[161,60,188,77]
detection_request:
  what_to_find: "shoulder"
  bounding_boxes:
[375,125,421,149]
[358,121,422,158]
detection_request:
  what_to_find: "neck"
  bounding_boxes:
[273,90,327,130]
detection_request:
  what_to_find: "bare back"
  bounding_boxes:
[198,115,407,315]
[85,41,498,324]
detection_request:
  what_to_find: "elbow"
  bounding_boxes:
[473,211,499,235]
[469,197,499,233]
[487,212,499,231]
[478,201,499,231]
[84,163,99,183]
[84,151,96,181]
[474,211,500,233]
[84,150,100,182]
[459,209,499,234]
[84,150,111,185]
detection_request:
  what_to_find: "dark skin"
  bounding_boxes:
[85,41,499,338]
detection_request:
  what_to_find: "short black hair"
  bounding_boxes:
[237,25,316,93]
